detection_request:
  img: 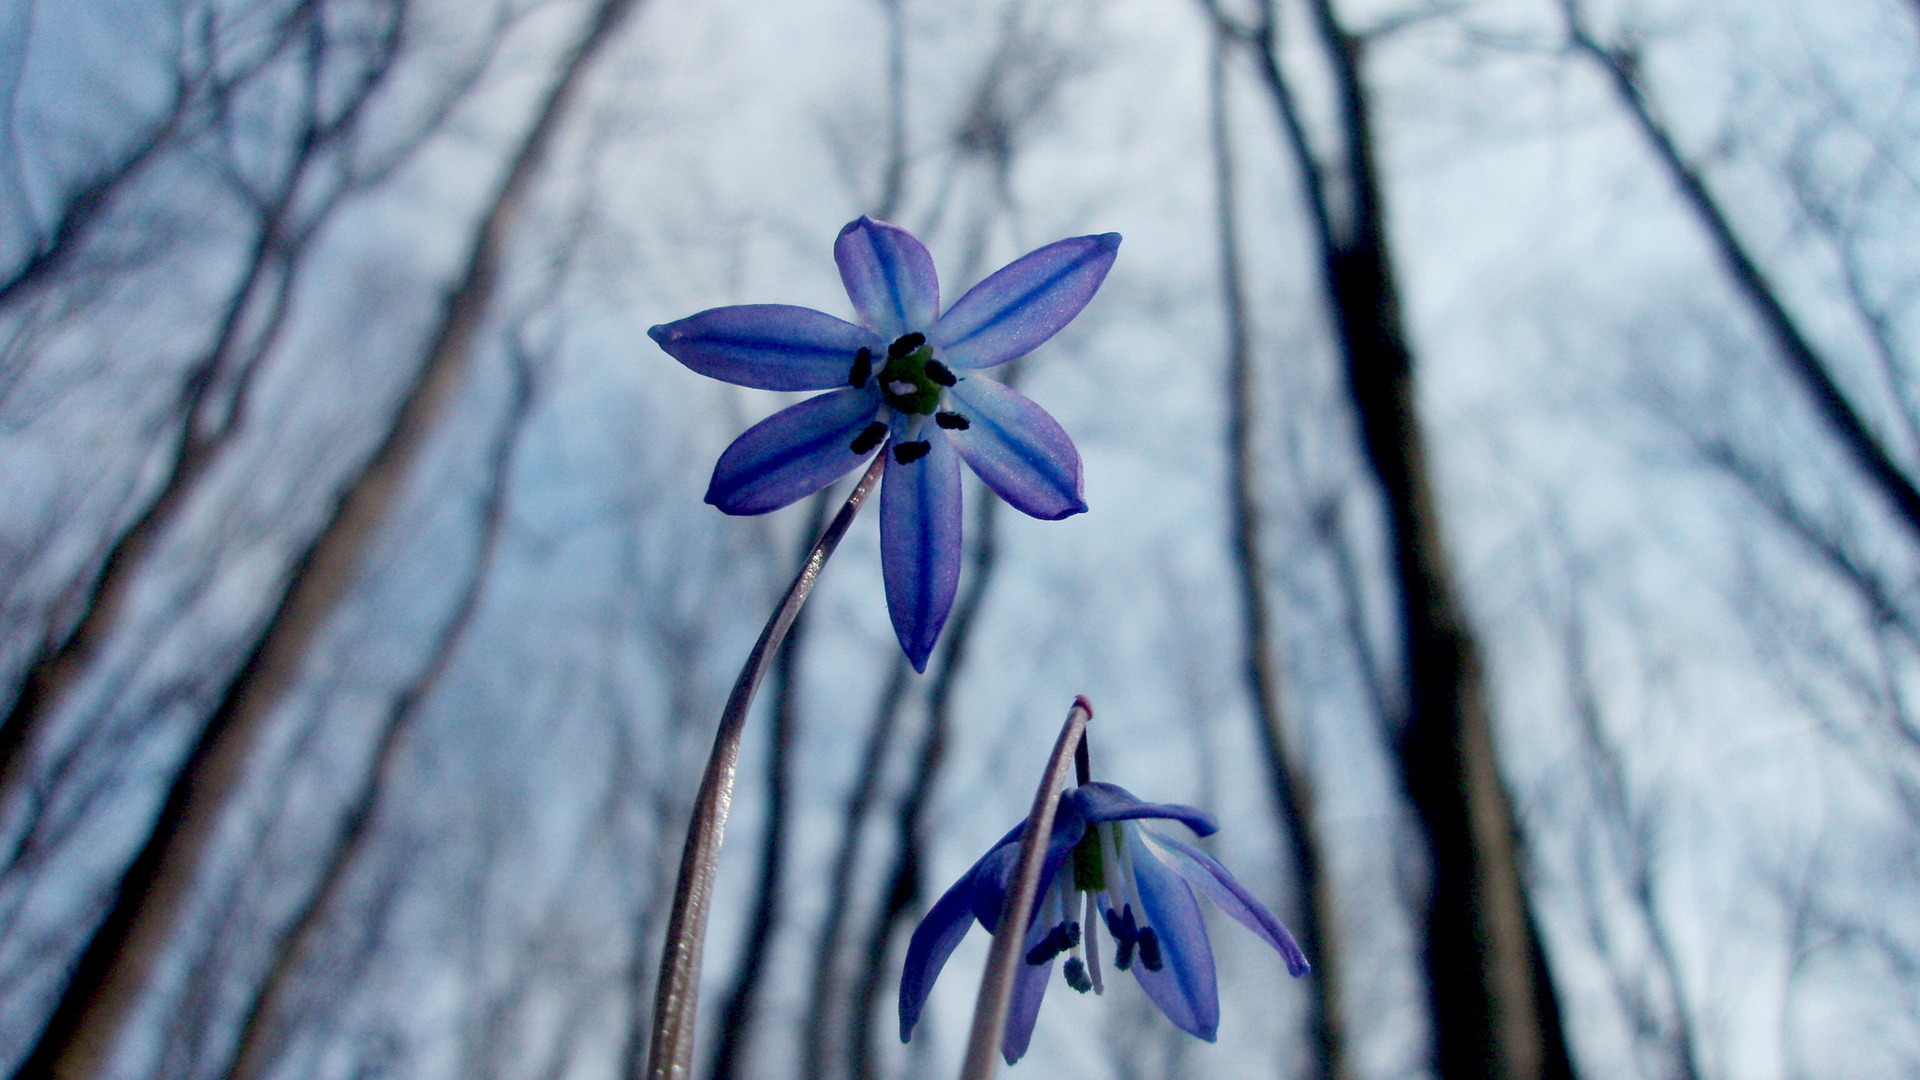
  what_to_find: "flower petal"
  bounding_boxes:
[1002,932,1055,1064]
[968,798,1089,929]
[931,233,1120,369]
[943,376,1086,520]
[706,388,881,514]
[1072,781,1218,838]
[836,217,940,340]
[1146,831,1312,977]
[900,860,989,1042]
[1128,832,1221,1041]
[649,305,880,390]
[881,430,963,671]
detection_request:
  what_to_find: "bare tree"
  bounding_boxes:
[0,0,313,310]
[1531,511,1704,1080]
[1203,2,1574,1076]
[0,0,412,805]
[214,283,558,1080]
[1559,0,1920,537]
[7,1,648,1073]
[1208,24,1347,1080]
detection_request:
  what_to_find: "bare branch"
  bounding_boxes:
[1559,0,1920,537]
[10,1,649,1072]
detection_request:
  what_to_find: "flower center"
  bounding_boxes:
[873,333,954,416]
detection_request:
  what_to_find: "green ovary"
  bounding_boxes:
[878,345,942,415]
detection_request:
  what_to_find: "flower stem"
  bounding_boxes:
[646,454,886,1080]
[958,695,1094,1080]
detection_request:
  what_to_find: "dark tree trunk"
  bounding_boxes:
[1208,28,1349,1080]
[1208,1,1577,1076]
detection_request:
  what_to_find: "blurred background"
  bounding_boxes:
[1,0,1916,1078]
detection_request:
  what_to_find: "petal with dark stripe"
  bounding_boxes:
[836,216,940,341]
[880,431,963,672]
[650,305,880,390]
[705,388,881,514]
[1147,831,1311,977]
[1127,832,1220,1041]
[945,376,1086,520]
[932,233,1120,369]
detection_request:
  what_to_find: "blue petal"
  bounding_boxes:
[900,860,990,1042]
[706,388,882,514]
[970,797,1088,930]
[880,430,963,671]
[1002,924,1056,1064]
[1127,831,1220,1041]
[944,376,1086,520]
[836,217,940,340]
[650,305,880,390]
[931,233,1120,369]
[969,841,1026,930]
[1072,782,1218,838]
[1149,831,1312,977]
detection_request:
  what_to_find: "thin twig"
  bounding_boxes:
[645,454,886,1080]
[957,695,1092,1080]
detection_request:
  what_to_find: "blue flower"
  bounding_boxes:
[650,218,1119,672]
[899,781,1311,1064]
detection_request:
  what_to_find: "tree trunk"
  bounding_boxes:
[1213,1,1577,1075]
[9,1,646,1074]
[1209,29,1349,1080]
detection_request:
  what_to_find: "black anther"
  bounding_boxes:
[926,360,956,386]
[850,422,888,455]
[849,347,872,387]
[1105,905,1139,971]
[888,332,927,358]
[935,411,969,430]
[892,440,931,464]
[1026,924,1072,966]
[1138,926,1163,972]
[1063,957,1093,993]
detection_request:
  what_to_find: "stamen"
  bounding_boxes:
[1025,923,1074,966]
[1138,926,1163,972]
[1082,888,1105,993]
[892,440,931,464]
[850,422,888,455]
[935,411,969,430]
[887,332,927,358]
[926,360,957,386]
[1106,904,1139,971]
[849,347,872,387]
[1063,957,1093,993]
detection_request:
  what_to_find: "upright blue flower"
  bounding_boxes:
[899,782,1311,1064]
[650,218,1119,672]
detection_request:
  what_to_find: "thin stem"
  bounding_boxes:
[957,695,1093,1080]
[645,454,885,1080]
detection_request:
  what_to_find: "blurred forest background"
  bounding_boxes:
[1,0,1917,1078]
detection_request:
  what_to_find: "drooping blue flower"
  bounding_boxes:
[650,217,1119,672]
[899,781,1311,1064]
